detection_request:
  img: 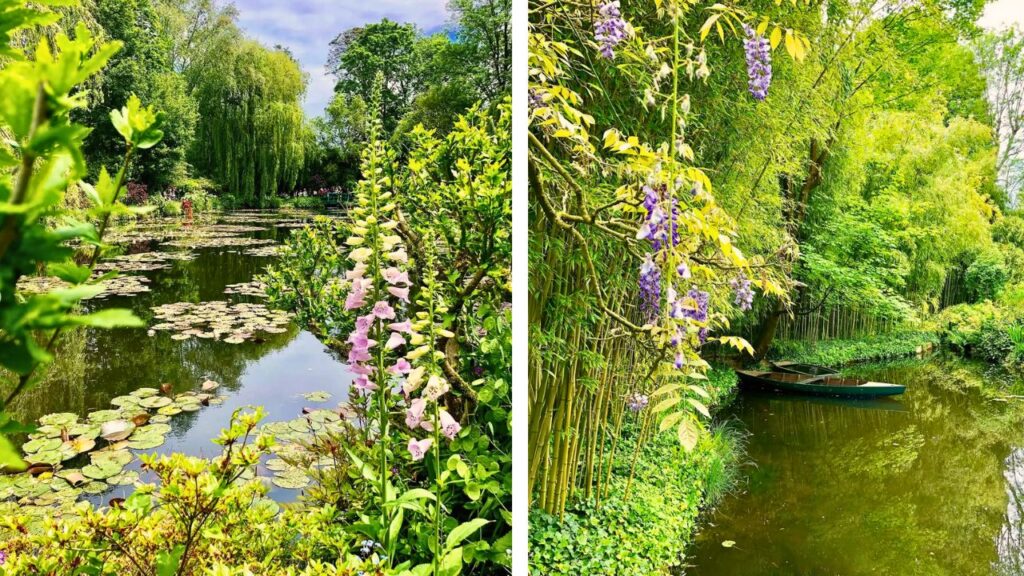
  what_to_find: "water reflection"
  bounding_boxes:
[689,357,1024,576]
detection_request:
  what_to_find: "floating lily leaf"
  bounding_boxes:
[100,420,135,442]
[87,410,123,424]
[139,396,172,409]
[157,405,182,416]
[149,414,172,424]
[270,469,310,489]
[132,388,160,398]
[128,434,165,450]
[264,458,291,472]
[62,436,96,455]
[82,481,109,495]
[201,380,219,392]
[23,437,61,454]
[107,470,140,486]
[58,470,87,487]
[303,391,331,402]
[91,450,132,468]
[82,460,123,480]
[39,413,78,427]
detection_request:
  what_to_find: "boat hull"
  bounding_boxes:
[771,361,840,377]
[737,370,905,398]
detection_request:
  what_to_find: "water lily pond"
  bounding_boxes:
[1,211,356,521]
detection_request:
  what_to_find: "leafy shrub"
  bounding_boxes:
[771,332,939,366]
[218,193,244,211]
[125,181,148,205]
[965,249,1008,302]
[931,301,1003,353]
[182,188,219,212]
[289,196,326,210]
[159,199,182,217]
[992,214,1024,249]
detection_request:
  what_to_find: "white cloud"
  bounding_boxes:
[979,0,1024,30]
[233,0,449,117]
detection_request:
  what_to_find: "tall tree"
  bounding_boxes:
[976,27,1024,206]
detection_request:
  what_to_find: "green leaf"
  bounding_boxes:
[0,435,28,473]
[49,261,91,284]
[155,545,184,576]
[438,547,463,576]
[445,518,490,552]
[67,308,144,328]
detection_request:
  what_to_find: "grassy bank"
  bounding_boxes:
[528,368,743,575]
[769,331,939,367]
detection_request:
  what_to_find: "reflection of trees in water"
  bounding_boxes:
[0,326,88,424]
[996,448,1024,575]
[700,359,1024,576]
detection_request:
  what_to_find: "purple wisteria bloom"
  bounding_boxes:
[627,392,649,412]
[682,288,709,323]
[730,274,755,311]
[594,1,627,59]
[639,254,661,318]
[743,25,772,101]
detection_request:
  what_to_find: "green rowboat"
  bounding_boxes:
[770,360,840,377]
[736,370,905,398]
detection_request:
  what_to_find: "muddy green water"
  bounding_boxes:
[3,211,352,501]
[689,357,1024,576]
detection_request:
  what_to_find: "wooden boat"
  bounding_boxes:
[770,360,840,377]
[736,370,905,398]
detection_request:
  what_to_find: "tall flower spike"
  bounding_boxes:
[594,1,627,59]
[743,25,772,101]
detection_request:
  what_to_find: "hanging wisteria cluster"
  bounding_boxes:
[627,392,649,412]
[731,274,755,311]
[743,24,772,100]
[594,1,627,59]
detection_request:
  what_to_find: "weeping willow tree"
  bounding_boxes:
[188,39,307,207]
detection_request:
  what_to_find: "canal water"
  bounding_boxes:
[3,210,353,502]
[689,357,1024,576]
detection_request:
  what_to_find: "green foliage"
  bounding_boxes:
[771,332,939,367]
[0,1,164,471]
[528,404,744,576]
[188,39,306,207]
[287,196,326,211]
[964,248,1008,302]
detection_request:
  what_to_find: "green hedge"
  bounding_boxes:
[770,331,938,367]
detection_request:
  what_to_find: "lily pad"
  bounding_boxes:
[302,391,331,402]
[39,413,78,427]
[107,470,140,486]
[201,380,219,392]
[82,460,123,480]
[91,450,132,468]
[270,469,310,489]
[157,405,182,416]
[23,437,61,454]
[82,481,109,495]
[100,420,135,442]
[139,396,173,409]
[88,409,123,424]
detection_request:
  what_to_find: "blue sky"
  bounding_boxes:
[233,0,450,118]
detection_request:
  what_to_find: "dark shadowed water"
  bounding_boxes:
[3,211,352,501]
[689,357,1024,576]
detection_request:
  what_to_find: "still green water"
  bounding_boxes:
[689,357,1024,576]
[3,211,352,500]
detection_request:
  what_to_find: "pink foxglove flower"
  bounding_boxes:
[388,286,410,302]
[388,358,412,375]
[353,375,377,392]
[383,267,410,286]
[407,437,433,461]
[385,332,406,350]
[346,263,367,280]
[389,320,413,334]
[350,363,374,375]
[405,398,427,429]
[372,300,396,320]
[439,410,461,440]
[423,375,450,402]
